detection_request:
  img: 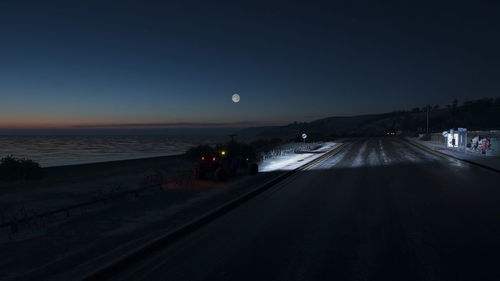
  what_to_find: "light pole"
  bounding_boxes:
[426,105,429,135]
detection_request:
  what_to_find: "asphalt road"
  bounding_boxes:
[110,138,500,281]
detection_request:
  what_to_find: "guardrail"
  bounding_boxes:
[0,171,194,239]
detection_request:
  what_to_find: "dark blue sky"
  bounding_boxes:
[1,0,499,131]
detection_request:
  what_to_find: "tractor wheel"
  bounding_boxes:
[193,164,204,179]
[215,167,228,182]
[248,163,258,175]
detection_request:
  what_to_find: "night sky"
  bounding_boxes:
[1,0,499,132]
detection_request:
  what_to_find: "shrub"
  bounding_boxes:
[250,138,283,152]
[185,145,215,160]
[218,140,257,162]
[0,156,44,180]
[186,141,258,163]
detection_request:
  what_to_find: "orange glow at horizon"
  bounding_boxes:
[0,118,131,129]
[0,119,277,130]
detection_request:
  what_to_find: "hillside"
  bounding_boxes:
[240,98,500,140]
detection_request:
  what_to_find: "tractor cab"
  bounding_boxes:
[194,141,258,181]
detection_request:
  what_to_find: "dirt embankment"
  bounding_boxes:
[0,155,193,222]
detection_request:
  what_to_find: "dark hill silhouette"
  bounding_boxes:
[240,97,500,139]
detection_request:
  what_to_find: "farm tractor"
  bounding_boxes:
[193,140,259,181]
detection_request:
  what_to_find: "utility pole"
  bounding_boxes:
[228,134,237,142]
[426,105,429,135]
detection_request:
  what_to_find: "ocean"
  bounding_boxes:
[0,135,226,167]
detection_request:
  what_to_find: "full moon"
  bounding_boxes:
[232,93,240,103]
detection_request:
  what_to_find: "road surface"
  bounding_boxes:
[109,138,500,281]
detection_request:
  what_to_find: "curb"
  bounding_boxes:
[80,143,349,281]
[404,138,500,174]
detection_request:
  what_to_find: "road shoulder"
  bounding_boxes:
[405,137,500,172]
